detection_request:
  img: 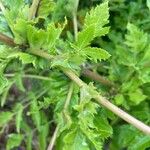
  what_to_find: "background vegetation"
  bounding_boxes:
[0,0,150,150]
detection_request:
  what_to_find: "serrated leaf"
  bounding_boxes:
[94,115,113,139]
[76,2,109,49]
[63,128,90,150]
[84,2,109,28]
[47,22,65,50]
[6,134,23,150]
[27,21,66,52]
[76,25,95,49]
[18,53,37,66]
[27,25,48,49]
[12,18,28,44]
[125,23,148,52]
[83,47,110,62]
[38,0,55,18]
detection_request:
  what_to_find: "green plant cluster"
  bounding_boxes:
[0,0,150,150]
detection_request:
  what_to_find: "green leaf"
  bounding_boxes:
[38,112,49,150]
[18,52,37,66]
[114,94,125,105]
[47,22,65,50]
[27,21,66,52]
[128,89,147,105]
[0,111,13,128]
[76,2,109,49]
[38,97,53,109]
[0,75,8,93]
[21,121,33,150]
[15,74,25,92]
[125,23,148,52]
[128,135,150,150]
[15,103,24,133]
[30,94,41,131]
[27,25,48,49]
[12,18,28,44]
[6,134,23,150]
[111,125,138,149]
[84,2,109,28]
[83,47,110,62]
[38,0,56,18]
[76,25,95,49]
[1,82,13,107]
[63,128,90,150]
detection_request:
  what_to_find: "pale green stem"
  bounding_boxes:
[64,82,74,110]
[5,73,52,81]
[47,126,59,150]
[73,0,79,41]
[47,83,74,150]
[28,0,40,20]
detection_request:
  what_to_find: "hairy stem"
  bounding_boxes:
[28,0,40,20]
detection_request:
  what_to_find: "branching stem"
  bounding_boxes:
[0,24,150,135]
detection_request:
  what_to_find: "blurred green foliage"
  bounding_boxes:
[0,0,150,150]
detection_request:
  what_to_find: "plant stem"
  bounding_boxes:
[72,0,79,41]
[28,0,40,20]
[0,1,5,13]
[82,69,114,87]
[26,49,150,135]
[47,126,59,150]
[5,73,52,81]
[47,83,74,150]
[0,33,17,47]
[28,48,53,60]
[64,82,74,110]
[0,35,150,134]
[64,69,150,135]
